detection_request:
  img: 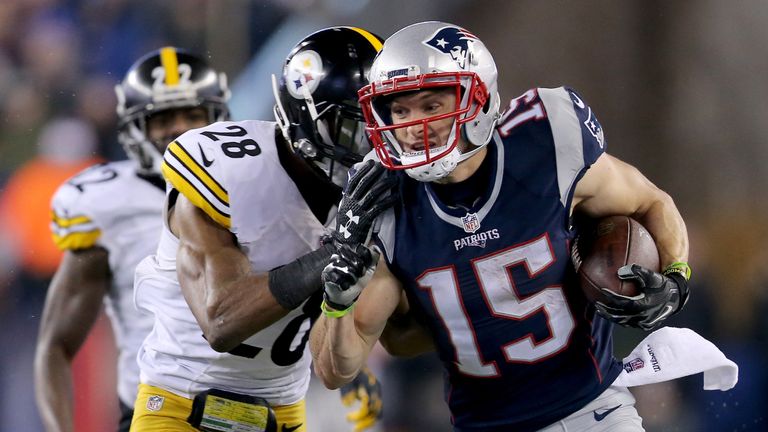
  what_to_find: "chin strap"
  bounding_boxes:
[271,74,292,144]
[456,140,487,163]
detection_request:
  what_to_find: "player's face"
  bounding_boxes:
[389,88,457,153]
[146,107,208,152]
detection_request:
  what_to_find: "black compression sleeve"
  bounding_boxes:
[267,243,335,310]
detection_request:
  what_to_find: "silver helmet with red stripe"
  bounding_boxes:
[359,21,500,182]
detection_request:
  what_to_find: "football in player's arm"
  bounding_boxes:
[311,21,692,431]
[34,47,230,432]
[130,28,396,432]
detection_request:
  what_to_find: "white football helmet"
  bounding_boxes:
[358,21,500,182]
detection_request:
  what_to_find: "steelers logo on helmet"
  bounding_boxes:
[286,50,324,99]
[272,26,384,188]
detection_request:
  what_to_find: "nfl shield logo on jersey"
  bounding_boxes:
[461,212,481,233]
[623,358,645,373]
[146,395,165,412]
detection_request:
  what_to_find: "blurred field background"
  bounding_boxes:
[0,1,766,431]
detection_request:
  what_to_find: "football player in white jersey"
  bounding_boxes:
[34,47,230,432]
[130,27,395,432]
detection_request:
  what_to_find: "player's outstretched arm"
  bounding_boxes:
[310,254,401,389]
[173,194,304,352]
[34,247,110,432]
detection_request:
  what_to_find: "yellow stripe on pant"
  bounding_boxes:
[131,384,307,432]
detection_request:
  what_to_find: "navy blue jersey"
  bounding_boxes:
[375,87,622,431]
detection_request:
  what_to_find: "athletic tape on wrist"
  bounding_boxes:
[663,261,691,280]
[321,300,354,318]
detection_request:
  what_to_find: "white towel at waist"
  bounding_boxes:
[613,326,738,391]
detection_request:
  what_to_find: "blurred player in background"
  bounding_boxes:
[312,21,692,432]
[130,27,391,432]
[35,47,230,432]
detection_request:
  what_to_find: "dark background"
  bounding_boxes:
[0,1,765,430]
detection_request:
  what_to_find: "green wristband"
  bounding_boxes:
[321,300,355,318]
[663,261,692,280]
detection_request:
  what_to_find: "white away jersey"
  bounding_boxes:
[50,160,163,405]
[135,119,327,404]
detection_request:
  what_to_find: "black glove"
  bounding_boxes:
[332,160,398,245]
[595,264,690,331]
[322,243,379,311]
[340,367,383,432]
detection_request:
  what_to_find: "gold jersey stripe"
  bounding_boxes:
[52,230,102,251]
[160,47,180,86]
[166,142,229,205]
[162,160,232,229]
[349,27,383,51]
[51,212,93,228]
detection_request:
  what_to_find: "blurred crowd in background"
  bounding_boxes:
[0,0,766,431]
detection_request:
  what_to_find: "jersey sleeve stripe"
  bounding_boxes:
[51,212,93,228]
[538,87,585,208]
[52,230,101,250]
[162,160,232,229]
[166,142,229,205]
[51,211,100,238]
[51,219,99,235]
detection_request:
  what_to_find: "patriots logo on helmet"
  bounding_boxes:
[424,26,478,69]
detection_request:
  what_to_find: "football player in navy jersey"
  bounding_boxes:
[311,21,691,432]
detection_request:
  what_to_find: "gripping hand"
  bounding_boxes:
[340,367,383,432]
[595,264,690,330]
[333,160,398,245]
[322,244,379,311]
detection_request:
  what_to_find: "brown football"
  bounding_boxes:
[574,216,660,303]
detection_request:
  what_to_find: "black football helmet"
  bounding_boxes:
[116,47,230,175]
[272,26,383,187]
